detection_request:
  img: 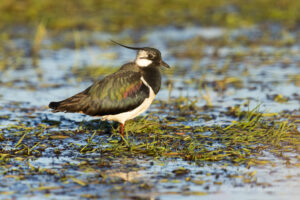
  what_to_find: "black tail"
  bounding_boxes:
[49,101,61,110]
[48,91,89,113]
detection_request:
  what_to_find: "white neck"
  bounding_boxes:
[136,58,152,67]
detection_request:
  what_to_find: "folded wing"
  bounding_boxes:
[49,70,149,116]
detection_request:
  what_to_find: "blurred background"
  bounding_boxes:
[1,0,300,31]
[0,0,299,107]
[0,0,300,199]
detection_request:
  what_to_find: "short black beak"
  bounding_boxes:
[161,60,170,68]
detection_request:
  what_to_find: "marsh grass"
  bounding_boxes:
[1,0,300,31]
[0,97,299,198]
[0,7,299,197]
[94,104,299,168]
[0,83,300,198]
[2,102,298,168]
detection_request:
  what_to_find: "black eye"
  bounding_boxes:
[148,54,154,59]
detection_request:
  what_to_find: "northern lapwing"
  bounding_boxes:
[49,41,170,137]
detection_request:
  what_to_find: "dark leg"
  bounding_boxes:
[120,123,125,137]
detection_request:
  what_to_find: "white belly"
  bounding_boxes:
[101,77,156,124]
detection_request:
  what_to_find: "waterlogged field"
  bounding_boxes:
[0,26,300,199]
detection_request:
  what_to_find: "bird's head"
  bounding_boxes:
[111,40,170,68]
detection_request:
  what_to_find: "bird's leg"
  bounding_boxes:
[120,123,125,137]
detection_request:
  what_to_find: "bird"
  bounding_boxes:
[49,40,170,137]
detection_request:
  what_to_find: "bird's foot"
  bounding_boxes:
[117,123,129,145]
[120,123,125,137]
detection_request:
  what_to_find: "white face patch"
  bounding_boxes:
[136,58,152,67]
[135,50,153,67]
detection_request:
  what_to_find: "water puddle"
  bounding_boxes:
[0,26,300,199]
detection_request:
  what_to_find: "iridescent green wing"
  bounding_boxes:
[80,70,149,116]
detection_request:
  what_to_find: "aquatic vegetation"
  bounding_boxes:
[1,0,300,31]
[0,15,299,199]
[0,100,299,198]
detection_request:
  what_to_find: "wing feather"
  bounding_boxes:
[49,69,149,116]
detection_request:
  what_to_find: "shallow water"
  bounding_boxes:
[0,26,300,199]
